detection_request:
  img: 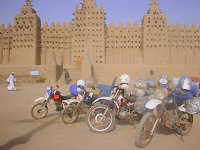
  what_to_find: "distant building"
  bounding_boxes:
[0,0,200,67]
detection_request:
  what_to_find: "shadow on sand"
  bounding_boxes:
[13,112,60,124]
[155,124,184,141]
[156,124,176,135]
[0,115,60,150]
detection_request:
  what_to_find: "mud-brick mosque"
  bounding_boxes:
[0,0,200,85]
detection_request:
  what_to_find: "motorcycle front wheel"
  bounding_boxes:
[86,104,115,133]
[136,112,157,148]
[62,105,79,124]
[31,103,48,119]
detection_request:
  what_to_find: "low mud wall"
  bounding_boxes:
[93,64,200,85]
[0,65,47,83]
[1,64,200,85]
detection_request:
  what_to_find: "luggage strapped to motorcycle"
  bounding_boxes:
[186,97,200,114]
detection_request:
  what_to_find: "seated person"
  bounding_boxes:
[76,80,98,104]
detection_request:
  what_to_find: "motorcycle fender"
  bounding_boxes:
[92,97,111,104]
[145,99,162,110]
[35,97,48,102]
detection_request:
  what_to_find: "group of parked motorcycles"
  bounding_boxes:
[31,74,200,148]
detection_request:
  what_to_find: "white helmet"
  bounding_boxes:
[119,74,130,89]
[77,80,85,88]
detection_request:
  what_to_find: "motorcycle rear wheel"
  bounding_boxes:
[177,113,193,136]
[86,104,115,133]
[31,103,48,120]
[136,112,157,148]
[62,105,79,124]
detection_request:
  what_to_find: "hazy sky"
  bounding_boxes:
[0,0,200,27]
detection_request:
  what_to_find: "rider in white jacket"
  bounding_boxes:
[77,80,86,101]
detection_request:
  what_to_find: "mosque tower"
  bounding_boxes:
[142,0,169,65]
[71,0,106,66]
[10,0,41,65]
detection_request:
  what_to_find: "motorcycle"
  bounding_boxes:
[86,83,145,133]
[61,88,100,124]
[61,77,118,124]
[31,85,72,120]
[135,87,193,148]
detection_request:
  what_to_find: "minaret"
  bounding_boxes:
[25,0,31,7]
[10,0,41,65]
[71,0,106,66]
[148,0,161,14]
[142,0,168,65]
[152,0,157,5]
[81,0,96,8]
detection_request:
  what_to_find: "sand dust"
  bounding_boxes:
[0,83,200,150]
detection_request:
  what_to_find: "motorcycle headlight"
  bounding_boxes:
[154,87,168,101]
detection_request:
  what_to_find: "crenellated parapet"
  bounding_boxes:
[40,21,72,66]
[167,22,200,65]
[106,20,142,64]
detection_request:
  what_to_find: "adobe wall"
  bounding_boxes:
[93,64,200,86]
[0,65,47,83]
[40,22,72,66]
[106,21,142,64]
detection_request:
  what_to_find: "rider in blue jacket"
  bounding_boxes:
[175,76,199,105]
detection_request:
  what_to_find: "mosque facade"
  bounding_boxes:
[0,0,200,68]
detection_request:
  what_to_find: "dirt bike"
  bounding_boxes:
[135,87,193,148]
[31,85,73,120]
[86,84,146,133]
[61,77,118,124]
[61,90,100,124]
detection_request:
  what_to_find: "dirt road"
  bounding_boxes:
[0,83,199,150]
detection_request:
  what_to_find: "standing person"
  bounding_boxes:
[64,69,70,85]
[6,72,16,91]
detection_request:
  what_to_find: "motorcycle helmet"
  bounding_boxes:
[54,90,59,95]
[178,76,192,95]
[77,80,85,88]
[77,79,86,92]
[158,75,168,87]
[119,74,130,89]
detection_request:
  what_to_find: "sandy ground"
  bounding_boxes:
[0,83,200,150]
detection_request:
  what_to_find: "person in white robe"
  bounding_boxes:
[6,72,16,91]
